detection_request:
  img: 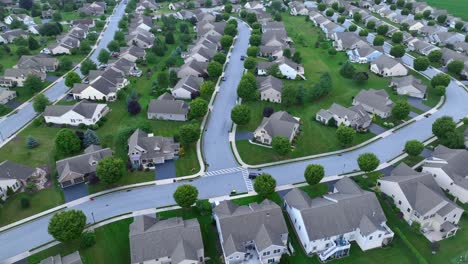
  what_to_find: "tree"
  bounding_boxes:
[231,104,251,125]
[165,32,175,44]
[224,23,237,37]
[263,106,274,117]
[428,50,442,63]
[282,85,298,106]
[213,52,226,64]
[19,0,33,10]
[79,41,91,55]
[348,24,357,32]
[390,44,405,58]
[392,31,403,44]
[249,34,261,46]
[272,136,291,156]
[189,98,208,119]
[208,61,223,79]
[247,46,259,57]
[225,3,232,13]
[328,47,337,56]
[200,81,215,99]
[242,57,256,71]
[432,116,456,138]
[392,101,410,120]
[98,49,110,64]
[127,99,141,115]
[52,12,62,22]
[39,22,62,36]
[336,125,356,146]
[83,129,100,148]
[423,10,432,19]
[431,73,450,88]
[48,210,86,242]
[32,94,50,113]
[253,173,276,197]
[353,12,362,23]
[246,12,257,24]
[221,35,233,50]
[359,29,369,37]
[340,62,356,79]
[337,15,345,24]
[16,46,30,57]
[326,9,334,17]
[357,153,380,172]
[28,36,40,50]
[304,164,324,186]
[434,85,446,96]
[373,35,385,46]
[271,0,283,11]
[367,20,376,30]
[292,52,302,63]
[96,157,125,184]
[440,130,464,148]
[413,57,430,71]
[59,57,73,71]
[107,40,120,52]
[65,72,81,88]
[55,129,81,155]
[81,231,96,248]
[405,140,424,156]
[179,124,200,145]
[447,60,464,75]
[377,25,389,35]
[353,72,369,83]
[318,3,326,11]
[169,70,179,86]
[173,184,198,208]
[26,135,39,149]
[396,0,405,7]
[24,75,43,92]
[80,59,97,75]
[237,73,257,101]
[437,15,447,24]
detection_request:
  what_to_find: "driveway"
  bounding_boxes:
[63,183,89,202]
[235,131,253,140]
[155,160,176,180]
[45,75,60,82]
[368,123,387,135]
[407,97,431,112]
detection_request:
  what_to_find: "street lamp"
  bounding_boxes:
[91,212,96,224]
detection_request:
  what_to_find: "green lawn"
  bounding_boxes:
[426,0,468,21]
[0,187,64,227]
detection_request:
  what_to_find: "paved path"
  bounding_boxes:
[0,1,126,146]
[1,14,468,263]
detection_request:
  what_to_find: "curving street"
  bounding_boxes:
[1,11,468,263]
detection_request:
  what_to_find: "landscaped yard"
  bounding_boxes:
[426,0,468,21]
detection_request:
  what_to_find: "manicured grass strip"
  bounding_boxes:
[393,227,428,264]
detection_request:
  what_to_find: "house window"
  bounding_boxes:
[407,208,411,213]
[313,246,317,251]
[298,226,301,230]
[398,200,402,205]
[369,236,373,240]
[294,219,297,223]
[454,214,457,218]
[444,217,447,221]
[378,234,382,238]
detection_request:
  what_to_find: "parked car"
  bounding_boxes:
[222,76,226,81]
[248,172,258,180]
[240,55,245,61]
[111,52,120,58]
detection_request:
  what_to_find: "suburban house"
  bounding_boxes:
[422,145,468,204]
[257,75,283,103]
[407,39,439,56]
[48,35,80,55]
[0,160,45,201]
[428,32,465,46]
[213,200,288,264]
[135,0,159,14]
[289,1,309,16]
[413,2,434,14]
[346,44,383,63]
[148,93,189,121]
[257,58,304,80]
[79,1,107,16]
[453,42,468,55]
[253,111,300,145]
[378,163,463,241]
[352,89,394,118]
[332,32,367,51]
[107,58,143,77]
[39,251,82,264]
[441,48,468,66]
[43,101,109,126]
[72,68,128,101]
[370,55,408,77]
[244,1,265,11]
[197,21,226,38]
[284,177,394,262]
[177,60,208,78]
[0,68,46,87]
[129,215,204,264]
[316,103,372,131]
[262,22,285,34]
[125,30,155,49]
[171,75,204,99]
[0,29,29,44]
[119,46,147,62]
[72,19,96,28]
[56,145,112,188]
[127,129,180,169]
[0,88,16,104]
[390,76,427,99]
[16,55,58,72]
[4,14,35,26]
[41,9,54,19]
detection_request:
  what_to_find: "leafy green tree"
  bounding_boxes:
[440,130,464,149]
[353,72,369,84]
[391,32,403,44]
[447,60,465,75]
[247,46,259,57]
[52,12,62,22]
[428,50,442,63]
[221,35,233,50]
[367,20,376,30]
[65,72,81,88]
[325,9,334,17]
[455,21,464,31]
[373,35,385,46]
[165,32,175,44]
[80,231,96,248]
[282,85,298,106]
[48,210,86,242]
[272,136,291,156]
[340,62,356,78]
[26,135,39,149]
[208,61,223,79]
[431,73,450,88]
[107,40,120,52]
[353,12,362,23]
[336,125,356,146]
[96,157,125,184]
[39,22,62,36]
[179,124,200,145]
[413,57,430,71]
[24,75,44,92]
[173,184,198,208]
[231,104,251,125]
[59,57,73,71]
[246,13,257,24]
[32,94,50,113]
[83,129,100,147]
[390,45,405,58]
[98,49,110,64]
[434,85,446,96]
[432,116,456,138]
[337,15,345,24]
[200,81,215,99]
[253,173,276,197]
[437,15,447,24]
[359,29,369,37]
[55,129,81,155]
[423,10,431,19]
[225,3,232,13]
[80,59,97,76]
[28,36,40,50]
[318,3,326,11]
[249,34,261,46]
[224,23,237,37]
[405,140,424,156]
[169,70,179,86]
[213,52,226,64]
[244,57,256,70]
[127,99,141,115]
[79,40,91,55]
[189,98,208,119]
[357,153,380,172]
[304,164,324,186]
[292,52,302,63]
[237,73,257,101]
[392,101,410,120]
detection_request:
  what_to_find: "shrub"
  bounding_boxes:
[80,231,96,248]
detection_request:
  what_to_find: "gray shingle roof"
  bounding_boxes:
[372,54,401,69]
[257,111,299,139]
[354,89,394,114]
[426,145,468,190]
[127,129,179,160]
[0,160,36,181]
[173,75,203,94]
[129,215,204,263]
[148,94,189,116]
[214,200,288,256]
[257,75,283,93]
[284,177,387,240]
[391,75,427,94]
[44,101,102,119]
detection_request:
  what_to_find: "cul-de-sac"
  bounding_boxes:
[0,0,468,263]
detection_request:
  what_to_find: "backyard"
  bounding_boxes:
[426,0,468,21]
